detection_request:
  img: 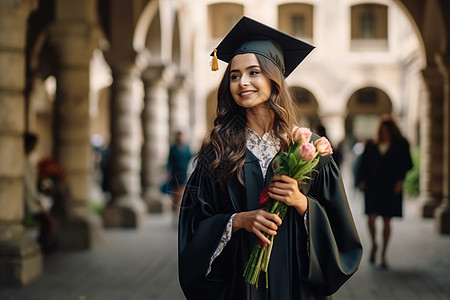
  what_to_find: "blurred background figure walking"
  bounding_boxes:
[167,131,192,226]
[23,132,59,254]
[357,115,412,269]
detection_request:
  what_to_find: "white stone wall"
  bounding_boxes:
[187,0,422,146]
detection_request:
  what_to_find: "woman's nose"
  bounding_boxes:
[239,74,249,86]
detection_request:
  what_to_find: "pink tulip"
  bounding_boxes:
[298,142,317,162]
[292,126,312,145]
[314,137,333,156]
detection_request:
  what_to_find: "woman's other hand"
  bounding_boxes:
[268,175,308,216]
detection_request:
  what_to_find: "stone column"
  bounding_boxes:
[419,66,444,218]
[102,64,147,227]
[0,0,42,286]
[169,74,192,138]
[435,53,450,234]
[49,6,101,249]
[142,65,174,212]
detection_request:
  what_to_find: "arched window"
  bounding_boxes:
[292,87,319,128]
[346,87,392,139]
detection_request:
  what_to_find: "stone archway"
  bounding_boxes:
[206,89,218,132]
[346,87,393,141]
[291,87,320,130]
[393,0,450,231]
[27,29,57,160]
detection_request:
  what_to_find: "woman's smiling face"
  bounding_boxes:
[229,53,272,109]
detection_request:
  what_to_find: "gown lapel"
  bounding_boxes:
[242,149,265,211]
[227,149,278,212]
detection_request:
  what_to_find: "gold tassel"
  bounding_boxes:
[211,48,219,71]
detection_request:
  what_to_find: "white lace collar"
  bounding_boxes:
[246,128,280,178]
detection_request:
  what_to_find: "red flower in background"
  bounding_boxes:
[38,157,66,183]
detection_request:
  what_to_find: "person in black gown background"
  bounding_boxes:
[178,16,362,299]
[357,115,412,269]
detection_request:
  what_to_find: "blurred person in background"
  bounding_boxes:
[167,131,192,224]
[357,115,412,269]
[23,132,58,254]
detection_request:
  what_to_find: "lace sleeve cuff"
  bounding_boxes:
[304,209,309,234]
[206,213,236,275]
[304,209,310,255]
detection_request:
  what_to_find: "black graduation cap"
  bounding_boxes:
[210,16,315,77]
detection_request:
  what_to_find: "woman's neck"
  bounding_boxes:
[246,105,275,137]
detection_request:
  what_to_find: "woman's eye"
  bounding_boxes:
[250,70,259,75]
[230,74,240,80]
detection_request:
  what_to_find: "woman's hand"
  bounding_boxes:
[394,180,403,194]
[268,175,308,216]
[233,209,282,245]
[358,181,366,191]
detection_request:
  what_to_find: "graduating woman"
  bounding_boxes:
[178,16,362,299]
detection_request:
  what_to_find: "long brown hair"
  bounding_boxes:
[197,53,298,184]
[375,115,409,146]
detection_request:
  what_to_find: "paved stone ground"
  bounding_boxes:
[334,190,450,300]
[0,211,184,300]
[1,171,450,299]
[334,162,450,300]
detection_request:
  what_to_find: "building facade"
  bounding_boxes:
[196,0,422,146]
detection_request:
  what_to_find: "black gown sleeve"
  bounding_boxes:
[302,154,363,295]
[356,140,373,186]
[178,164,234,299]
[396,142,413,180]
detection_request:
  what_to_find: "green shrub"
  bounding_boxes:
[90,201,105,215]
[404,148,420,197]
[23,215,39,228]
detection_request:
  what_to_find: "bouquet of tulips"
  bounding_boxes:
[243,127,333,288]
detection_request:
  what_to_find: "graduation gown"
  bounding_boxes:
[178,147,362,300]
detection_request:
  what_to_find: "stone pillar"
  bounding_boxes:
[141,65,174,212]
[169,74,192,138]
[49,1,101,249]
[102,64,147,227]
[435,54,450,234]
[419,66,444,218]
[0,0,42,286]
